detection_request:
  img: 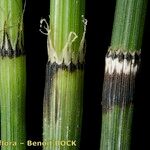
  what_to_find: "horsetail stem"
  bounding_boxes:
[100,0,148,149]
[42,0,86,150]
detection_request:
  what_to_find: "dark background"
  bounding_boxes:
[24,0,150,149]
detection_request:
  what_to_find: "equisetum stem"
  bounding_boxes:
[42,0,86,150]
[100,0,148,150]
[0,0,26,149]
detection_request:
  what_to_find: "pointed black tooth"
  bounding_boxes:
[0,23,24,58]
[118,52,124,62]
[125,53,132,61]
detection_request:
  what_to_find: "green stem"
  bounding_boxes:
[111,0,147,52]
[100,0,148,150]
[0,0,26,149]
[43,0,86,150]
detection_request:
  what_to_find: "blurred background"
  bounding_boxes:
[24,0,150,149]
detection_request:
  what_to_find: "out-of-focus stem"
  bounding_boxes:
[0,0,26,149]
